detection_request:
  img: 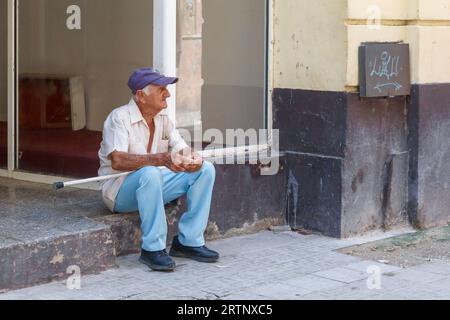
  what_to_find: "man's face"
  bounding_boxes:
[136,84,171,114]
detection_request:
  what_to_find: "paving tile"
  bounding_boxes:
[1,230,450,300]
[245,283,312,300]
[408,261,450,276]
[312,267,369,284]
[343,260,403,274]
[282,275,345,292]
[323,279,387,299]
[389,269,447,284]
[221,292,272,300]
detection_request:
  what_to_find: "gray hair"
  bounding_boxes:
[133,84,152,101]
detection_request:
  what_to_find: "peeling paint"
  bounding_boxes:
[222,217,285,239]
[50,252,65,265]
[205,221,221,239]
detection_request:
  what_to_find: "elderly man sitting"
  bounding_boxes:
[98,67,219,272]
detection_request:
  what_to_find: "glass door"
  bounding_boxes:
[17,0,154,178]
[0,0,7,168]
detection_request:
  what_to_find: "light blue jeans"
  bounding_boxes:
[114,162,216,252]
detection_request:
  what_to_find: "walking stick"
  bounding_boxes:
[53,148,281,191]
[53,171,131,190]
[52,149,220,191]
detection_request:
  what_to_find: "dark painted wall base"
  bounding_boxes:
[342,94,409,236]
[408,84,450,228]
[210,162,287,232]
[274,86,440,237]
[286,153,343,237]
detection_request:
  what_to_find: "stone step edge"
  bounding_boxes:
[0,223,116,293]
[94,212,286,256]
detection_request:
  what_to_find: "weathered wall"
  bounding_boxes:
[273,0,349,237]
[273,88,347,237]
[274,0,450,89]
[274,0,450,236]
[345,0,450,232]
[408,1,450,228]
[343,0,410,235]
[347,0,450,86]
[341,95,408,236]
[273,0,348,92]
[408,84,450,229]
[347,0,417,20]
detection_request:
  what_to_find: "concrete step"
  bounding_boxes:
[0,178,183,292]
[0,214,116,292]
[0,178,114,292]
[0,201,186,292]
[94,201,182,257]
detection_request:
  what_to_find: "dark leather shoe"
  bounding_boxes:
[169,236,219,263]
[139,249,176,272]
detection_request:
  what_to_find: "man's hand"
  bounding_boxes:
[169,148,203,173]
[163,155,188,173]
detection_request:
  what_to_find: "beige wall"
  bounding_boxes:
[273,0,348,91]
[348,1,450,22]
[347,0,417,20]
[417,0,450,20]
[274,0,450,91]
[346,0,450,87]
[0,0,7,122]
[19,0,153,131]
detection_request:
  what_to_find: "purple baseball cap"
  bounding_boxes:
[128,67,178,94]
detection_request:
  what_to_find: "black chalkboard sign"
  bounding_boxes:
[359,42,411,98]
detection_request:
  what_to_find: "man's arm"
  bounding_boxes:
[110,151,186,173]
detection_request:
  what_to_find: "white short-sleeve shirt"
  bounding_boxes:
[98,98,189,212]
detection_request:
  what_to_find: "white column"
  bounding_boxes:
[153,0,177,123]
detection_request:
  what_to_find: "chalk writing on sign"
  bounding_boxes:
[369,51,402,93]
[359,43,410,98]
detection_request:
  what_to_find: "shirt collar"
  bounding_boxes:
[127,98,164,125]
[128,98,145,124]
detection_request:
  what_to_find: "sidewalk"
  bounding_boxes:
[1,229,450,300]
